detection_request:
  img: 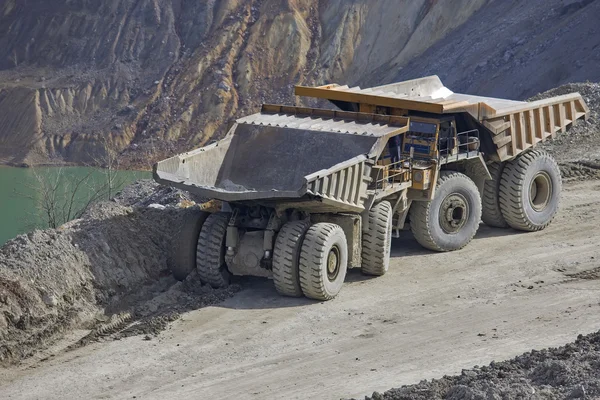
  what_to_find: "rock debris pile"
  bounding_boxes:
[357,331,600,400]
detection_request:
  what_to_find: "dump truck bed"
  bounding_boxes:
[153,106,409,211]
[296,76,590,161]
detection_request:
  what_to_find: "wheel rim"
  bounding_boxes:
[439,193,469,234]
[326,246,341,281]
[529,171,552,211]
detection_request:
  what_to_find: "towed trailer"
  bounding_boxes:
[154,76,589,300]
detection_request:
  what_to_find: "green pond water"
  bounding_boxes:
[0,166,150,246]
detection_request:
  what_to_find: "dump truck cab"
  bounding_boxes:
[381,115,477,178]
[154,76,589,301]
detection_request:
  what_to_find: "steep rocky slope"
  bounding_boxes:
[0,0,598,167]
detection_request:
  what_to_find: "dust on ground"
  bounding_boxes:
[357,330,600,400]
[0,180,237,365]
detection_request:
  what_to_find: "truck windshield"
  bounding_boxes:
[407,121,437,140]
[408,121,437,134]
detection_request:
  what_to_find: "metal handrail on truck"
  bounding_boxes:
[373,157,413,191]
[439,129,481,164]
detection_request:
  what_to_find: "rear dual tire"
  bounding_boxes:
[272,221,311,297]
[499,150,561,231]
[481,150,561,231]
[171,209,209,281]
[299,223,348,301]
[189,206,393,299]
[170,210,231,286]
[361,201,393,276]
[482,162,509,228]
[196,212,231,288]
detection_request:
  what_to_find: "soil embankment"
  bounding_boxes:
[0,181,237,364]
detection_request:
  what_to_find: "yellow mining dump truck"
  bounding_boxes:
[154,76,589,300]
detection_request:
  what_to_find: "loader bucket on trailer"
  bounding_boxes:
[153,105,409,204]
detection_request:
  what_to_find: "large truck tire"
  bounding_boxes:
[499,149,561,232]
[361,201,393,276]
[196,212,231,288]
[272,220,311,297]
[410,171,482,252]
[299,223,348,301]
[171,209,210,281]
[481,162,509,228]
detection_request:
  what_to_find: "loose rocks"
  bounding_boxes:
[355,331,600,400]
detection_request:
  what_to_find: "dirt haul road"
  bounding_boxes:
[2,180,600,400]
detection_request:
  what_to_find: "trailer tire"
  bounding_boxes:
[361,201,393,276]
[272,220,311,297]
[172,209,209,281]
[481,162,509,228]
[499,150,561,232]
[410,171,482,252]
[196,212,230,288]
[299,223,348,301]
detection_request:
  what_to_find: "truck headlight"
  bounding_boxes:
[414,171,423,182]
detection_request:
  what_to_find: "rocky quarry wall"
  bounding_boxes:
[1,0,599,167]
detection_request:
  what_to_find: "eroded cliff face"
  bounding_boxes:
[385,0,600,100]
[5,0,599,168]
[0,0,491,166]
[0,0,181,165]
